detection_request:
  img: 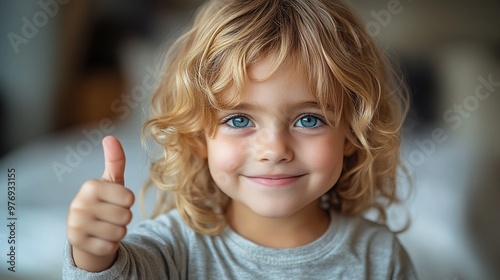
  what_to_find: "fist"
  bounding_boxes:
[67,136,135,262]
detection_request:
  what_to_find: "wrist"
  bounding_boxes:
[72,246,118,272]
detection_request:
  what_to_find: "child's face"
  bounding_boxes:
[205,58,349,220]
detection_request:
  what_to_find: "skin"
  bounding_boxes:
[205,59,351,248]
[67,136,134,272]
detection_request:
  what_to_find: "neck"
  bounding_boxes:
[225,200,330,249]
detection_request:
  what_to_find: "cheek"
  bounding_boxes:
[305,136,345,175]
[207,135,247,183]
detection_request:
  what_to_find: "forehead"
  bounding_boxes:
[230,58,313,104]
[247,55,302,82]
[214,56,309,107]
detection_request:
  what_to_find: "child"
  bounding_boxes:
[64,0,417,279]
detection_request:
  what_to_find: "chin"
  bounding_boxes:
[248,203,304,219]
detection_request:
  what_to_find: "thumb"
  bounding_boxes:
[101,135,126,185]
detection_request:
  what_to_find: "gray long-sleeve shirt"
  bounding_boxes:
[63,210,417,279]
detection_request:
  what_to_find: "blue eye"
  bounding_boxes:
[295,115,324,128]
[225,115,254,128]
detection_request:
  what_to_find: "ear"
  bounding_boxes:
[343,138,356,156]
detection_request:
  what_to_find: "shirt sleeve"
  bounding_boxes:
[62,238,173,280]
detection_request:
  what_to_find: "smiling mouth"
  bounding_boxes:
[243,174,305,187]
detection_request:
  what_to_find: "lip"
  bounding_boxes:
[243,174,306,187]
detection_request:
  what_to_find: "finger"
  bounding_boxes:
[78,179,135,208]
[93,203,133,226]
[97,183,135,208]
[70,231,120,257]
[101,136,126,185]
[86,220,128,243]
[68,210,126,251]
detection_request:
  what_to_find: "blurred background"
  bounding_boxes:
[0,0,499,279]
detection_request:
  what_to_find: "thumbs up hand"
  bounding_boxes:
[67,136,135,272]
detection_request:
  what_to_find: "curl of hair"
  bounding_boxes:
[142,0,409,235]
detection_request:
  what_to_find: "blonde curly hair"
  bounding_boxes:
[142,0,409,235]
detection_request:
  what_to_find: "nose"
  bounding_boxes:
[253,127,293,163]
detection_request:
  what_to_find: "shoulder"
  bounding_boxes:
[334,212,396,246]
[333,212,418,279]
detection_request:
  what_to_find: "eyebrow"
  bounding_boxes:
[228,101,323,112]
